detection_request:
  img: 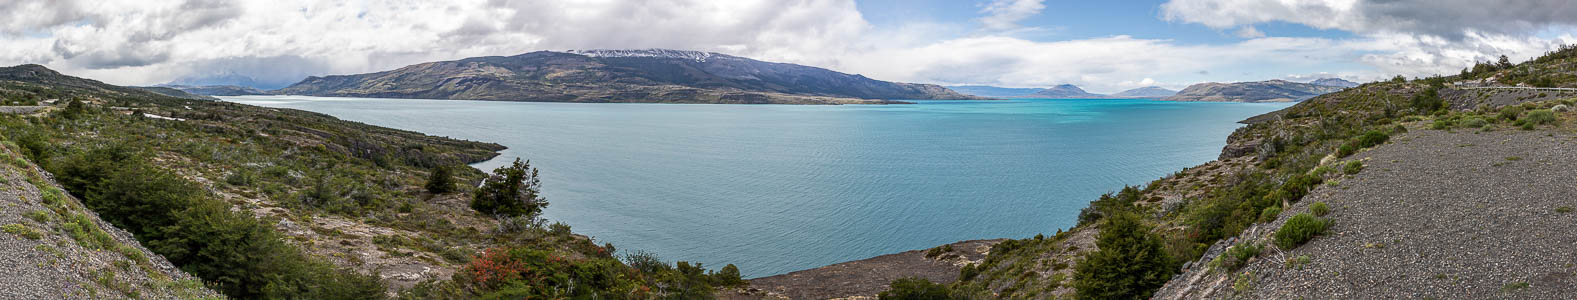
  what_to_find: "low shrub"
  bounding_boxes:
[2,223,43,240]
[1460,117,1489,129]
[1258,206,1282,223]
[1209,243,1262,272]
[1309,202,1330,217]
[1499,106,1524,121]
[1274,214,1329,249]
[1342,161,1364,175]
[1525,109,1557,125]
[878,277,953,299]
[1354,131,1390,148]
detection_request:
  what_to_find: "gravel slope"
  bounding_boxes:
[1158,126,1577,299]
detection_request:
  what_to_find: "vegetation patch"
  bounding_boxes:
[1342,161,1364,175]
[1309,202,1330,217]
[3,223,43,240]
[1274,213,1330,249]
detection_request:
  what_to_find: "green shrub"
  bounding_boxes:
[1074,212,1173,299]
[1354,131,1390,148]
[1258,206,1282,223]
[1209,243,1262,272]
[1430,119,1452,130]
[1342,161,1364,175]
[1460,117,1489,128]
[878,277,954,300]
[1499,106,1524,121]
[424,165,455,194]
[1309,202,1330,216]
[959,263,980,281]
[471,158,548,218]
[1274,214,1329,249]
[1525,109,1557,125]
[1336,143,1359,157]
[2,223,42,240]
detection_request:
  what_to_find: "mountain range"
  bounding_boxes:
[1161,79,1349,102]
[946,84,1179,99]
[264,49,981,104]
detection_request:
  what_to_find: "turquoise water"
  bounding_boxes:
[222,96,1290,278]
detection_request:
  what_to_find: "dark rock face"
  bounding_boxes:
[274,49,983,104]
[1162,80,1346,102]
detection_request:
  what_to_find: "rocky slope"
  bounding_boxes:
[1162,79,1346,102]
[0,128,219,299]
[275,49,983,104]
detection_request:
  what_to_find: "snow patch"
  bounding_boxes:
[566,49,715,62]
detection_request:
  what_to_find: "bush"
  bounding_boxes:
[471,158,548,218]
[1525,109,1556,125]
[425,165,456,194]
[1460,117,1489,128]
[1342,161,1363,175]
[1354,131,1390,148]
[1309,202,1330,216]
[878,277,954,300]
[1209,243,1262,272]
[1258,206,1282,223]
[1499,106,1524,121]
[1074,212,1173,299]
[1274,214,1329,249]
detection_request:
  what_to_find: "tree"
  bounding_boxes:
[1497,54,1513,69]
[471,158,547,218]
[1074,212,1174,300]
[62,98,87,119]
[425,165,455,194]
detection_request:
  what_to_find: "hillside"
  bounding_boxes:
[1028,84,1105,98]
[1108,86,1179,98]
[947,85,1044,98]
[275,49,983,104]
[1163,79,1346,102]
[160,85,270,96]
[0,135,219,299]
[1310,77,1359,88]
[758,46,1577,299]
[0,64,749,298]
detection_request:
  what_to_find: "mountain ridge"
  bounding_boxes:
[1162,79,1346,102]
[274,49,984,104]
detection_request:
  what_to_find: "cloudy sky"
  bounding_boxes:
[2,0,1576,93]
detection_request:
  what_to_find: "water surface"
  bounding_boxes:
[223,96,1290,277]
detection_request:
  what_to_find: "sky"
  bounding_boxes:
[1,0,1576,93]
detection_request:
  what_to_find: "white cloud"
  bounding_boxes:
[979,0,1047,30]
[1234,26,1265,38]
[1162,0,1577,78]
[0,0,1572,93]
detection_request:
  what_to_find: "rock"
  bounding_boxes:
[1553,104,1570,112]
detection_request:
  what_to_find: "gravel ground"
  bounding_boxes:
[1159,125,1577,299]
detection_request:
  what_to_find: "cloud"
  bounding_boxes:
[1234,26,1265,38]
[1161,0,1577,78]
[979,0,1046,30]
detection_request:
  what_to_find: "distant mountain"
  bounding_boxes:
[131,86,219,100]
[1162,80,1345,102]
[947,85,1043,98]
[0,65,204,101]
[1029,84,1105,98]
[275,49,984,104]
[161,84,270,96]
[166,71,291,90]
[1107,86,1178,98]
[1309,77,1359,88]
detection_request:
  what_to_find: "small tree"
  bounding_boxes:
[62,98,87,119]
[425,165,455,194]
[1074,212,1173,300]
[471,158,547,218]
[877,277,953,300]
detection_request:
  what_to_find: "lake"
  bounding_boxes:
[222,96,1291,278]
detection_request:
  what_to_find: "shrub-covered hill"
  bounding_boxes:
[0,64,745,299]
[0,137,220,299]
[836,46,1577,299]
